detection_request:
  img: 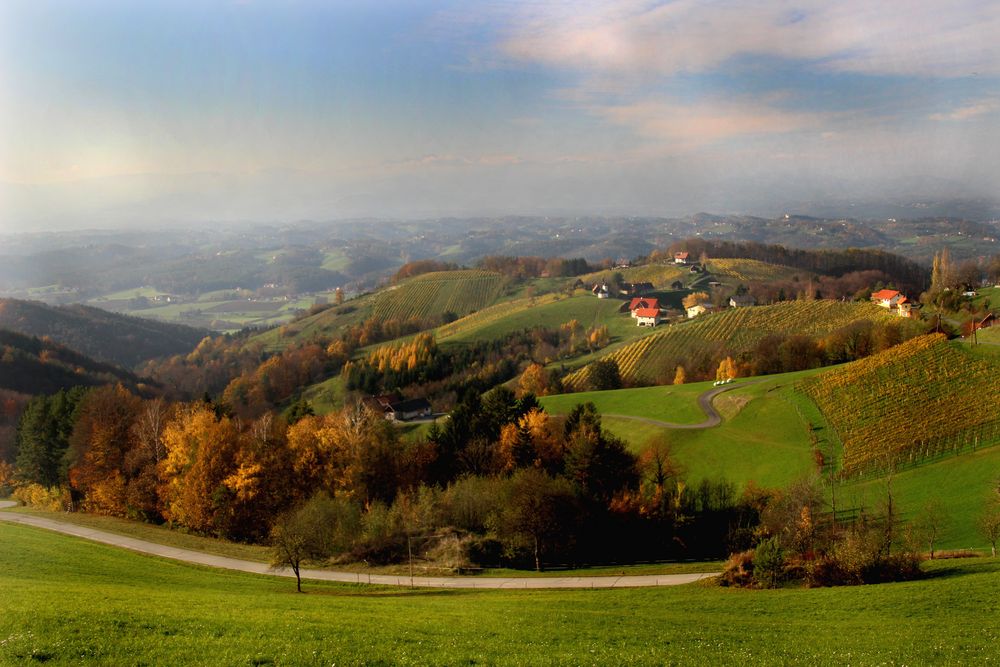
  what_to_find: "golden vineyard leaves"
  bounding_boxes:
[800,334,1000,475]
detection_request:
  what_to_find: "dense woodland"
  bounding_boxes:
[6,384,760,569]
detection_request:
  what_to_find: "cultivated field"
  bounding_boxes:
[800,334,1000,475]
[706,258,806,283]
[370,270,504,321]
[562,300,903,389]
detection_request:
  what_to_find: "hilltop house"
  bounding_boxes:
[635,307,661,327]
[627,297,659,318]
[895,297,920,318]
[686,302,714,319]
[729,294,756,308]
[674,251,690,265]
[592,281,611,299]
[871,289,904,309]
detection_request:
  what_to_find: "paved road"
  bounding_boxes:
[604,380,762,430]
[0,502,715,589]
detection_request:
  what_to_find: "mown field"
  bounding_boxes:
[2,522,999,665]
[562,300,906,389]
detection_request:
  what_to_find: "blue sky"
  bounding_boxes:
[2,0,999,230]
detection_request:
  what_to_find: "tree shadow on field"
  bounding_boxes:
[291,587,472,599]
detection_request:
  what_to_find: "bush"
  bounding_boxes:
[718,549,754,587]
[11,483,68,512]
[753,537,785,588]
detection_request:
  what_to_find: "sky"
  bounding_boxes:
[1,0,999,232]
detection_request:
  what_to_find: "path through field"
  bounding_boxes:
[604,380,762,429]
[0,502,716,589]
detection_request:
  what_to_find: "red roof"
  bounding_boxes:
[871,289,901,300]
[675,251,689,259]
[635,307,660,318]
[629,297,659,311]
[897,296,908,305]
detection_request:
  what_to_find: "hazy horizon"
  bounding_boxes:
[3,0,999,232]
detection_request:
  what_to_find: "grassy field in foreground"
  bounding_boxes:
[2,522,1000,665]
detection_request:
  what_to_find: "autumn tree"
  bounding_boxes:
[715,356,737,381]
[495,468,578,571]
[588,358,622,391]
[269,492,341,592]
[66,385,143,516]
[673,365,686,385]
[159,403,240,534]
[682,292,710,309]
[334,287,344,305]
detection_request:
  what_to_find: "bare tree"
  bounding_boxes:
[979,505,1000,558]
[911,498,949,559]
[269,493,339,592]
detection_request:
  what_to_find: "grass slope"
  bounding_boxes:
[706,258,807,283]
[3,522,999,665]
[540,383,711,425]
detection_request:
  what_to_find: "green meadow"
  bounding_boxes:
[2,522,999,665]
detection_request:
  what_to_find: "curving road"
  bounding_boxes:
[0,502,716,589]
[604,380,762,430]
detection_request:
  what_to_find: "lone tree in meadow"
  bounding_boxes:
[270,493,340,592]
[980,504,1000,558]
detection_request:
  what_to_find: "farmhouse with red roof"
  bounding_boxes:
[871,289,903,308]
[634,307,661,327]
[628,297,659,318]
[674,251,690,265]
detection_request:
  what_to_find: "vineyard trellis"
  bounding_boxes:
[800,334,1000,477]
[371,271,504,322]
[563,300,901,390]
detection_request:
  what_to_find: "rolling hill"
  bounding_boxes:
[0,329,146,395]
[800,334,1000,476]
[0,299,207,369]
[562,300,912,389]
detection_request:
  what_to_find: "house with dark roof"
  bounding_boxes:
[729,294,756,308]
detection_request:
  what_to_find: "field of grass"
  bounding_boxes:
[562,300,906,390]
[838,444,1000,550]
[540,383,711,425]
[442,293,655,349]
[578,263,688,290]
[3,522,999,665]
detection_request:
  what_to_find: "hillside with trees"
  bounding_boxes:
[0,299,207,368]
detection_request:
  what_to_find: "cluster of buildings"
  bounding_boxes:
[869,289,919,318]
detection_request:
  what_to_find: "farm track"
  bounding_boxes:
[604,380,763,429]
[0,502,717,589]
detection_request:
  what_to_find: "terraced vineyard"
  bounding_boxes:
[562,300,902,389]
[371,270,504,321]
[800,334,1000,476]
[707,258,805,283]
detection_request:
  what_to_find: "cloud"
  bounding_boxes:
[596,98,827,146]
[929,99,1000,121]
[497,0,1000,78]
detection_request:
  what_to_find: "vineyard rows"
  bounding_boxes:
[564,300,898,390]
[371,271,503,321]
[799,334,1000,475]
[435,294,560,341]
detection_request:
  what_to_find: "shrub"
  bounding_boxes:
[11,483,68,512]
[753,537,785,588]
[718,549,754,587]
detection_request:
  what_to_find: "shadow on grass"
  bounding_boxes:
[296,587,471,599]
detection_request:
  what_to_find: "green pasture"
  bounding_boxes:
[539,383,710,425]
[2,522,999,665]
